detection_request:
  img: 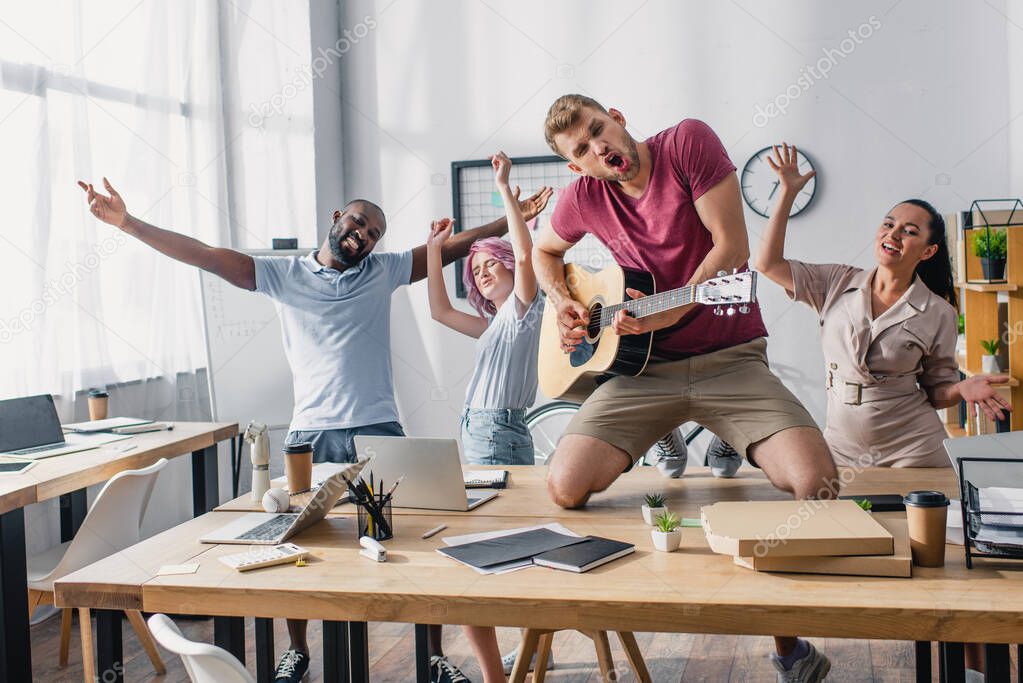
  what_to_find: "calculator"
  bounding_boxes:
[219,543,309,572]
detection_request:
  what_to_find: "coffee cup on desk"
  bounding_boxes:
[284,442,313,493]
[904,490,950,568]
[87,389,109,421]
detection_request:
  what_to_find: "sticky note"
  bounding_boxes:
[156,563,200,576]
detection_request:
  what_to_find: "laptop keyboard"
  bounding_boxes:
[237,514,298,541]
[10,441,64,455]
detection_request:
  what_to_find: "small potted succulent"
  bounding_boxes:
[973,229,1007,281]
[980,338,1001,373]
[642,493,667,525]
[651,511,682,552]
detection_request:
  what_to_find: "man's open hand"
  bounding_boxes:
[518,186,554,222]
[78,177,128,228]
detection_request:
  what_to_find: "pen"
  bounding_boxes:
[421,524,447,539]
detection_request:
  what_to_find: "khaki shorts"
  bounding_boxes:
[563,338,820,466]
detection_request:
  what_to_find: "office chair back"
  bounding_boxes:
[47,457,168,582]
[148,613,254,683]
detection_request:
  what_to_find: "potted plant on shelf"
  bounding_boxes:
[973,228,1007,280]
[642,493,667,525]
[651,511,682,552]
[980,338,1001,373]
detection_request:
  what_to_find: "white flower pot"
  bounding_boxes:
[642,505,666,525]
[651,529,682,552]
[982,354,1000,374]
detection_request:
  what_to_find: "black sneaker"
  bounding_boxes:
[430,655,470,683]
[274,649,310,682]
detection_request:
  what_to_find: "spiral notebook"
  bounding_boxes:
[463,470,508,489]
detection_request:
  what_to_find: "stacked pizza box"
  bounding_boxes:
[700,500,911,578]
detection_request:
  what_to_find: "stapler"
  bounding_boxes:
[359,536,387,562]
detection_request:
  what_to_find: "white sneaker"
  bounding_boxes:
[706,436,742,478]
[770,641,831,682]
[501,648,555,675]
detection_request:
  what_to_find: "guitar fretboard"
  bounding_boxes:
[596,284,696,329]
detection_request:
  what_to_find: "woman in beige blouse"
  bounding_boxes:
[754,143,1010,468]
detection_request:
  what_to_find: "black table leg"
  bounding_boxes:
[914,641,931,683]
[214,616,246,666]
[255,617,275,683]
[323,620,351,683]
[348,621,369,682]
[985,644,1011,683]
[59,488,88,542]
[191,445,220,516]
[415,624,430,683]
[230,436,242,499]
[0,508,31,682]
[96,609,124,683]
[940,642,965,683]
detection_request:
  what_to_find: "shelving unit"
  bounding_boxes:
[949,200,1023,433]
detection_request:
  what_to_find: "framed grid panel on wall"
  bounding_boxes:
[451,155,613,298]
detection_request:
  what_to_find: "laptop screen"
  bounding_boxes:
[0,394,65,451]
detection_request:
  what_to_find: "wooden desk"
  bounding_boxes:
[0,421,237,682]
[215,464,960,518]
[55,466,1023,683]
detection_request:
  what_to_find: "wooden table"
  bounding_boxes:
[56,466,1023,683]
[0,421,237,682]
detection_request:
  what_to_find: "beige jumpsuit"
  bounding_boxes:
[788,261,960,468]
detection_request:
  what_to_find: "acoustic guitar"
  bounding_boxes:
[538,264,758,401]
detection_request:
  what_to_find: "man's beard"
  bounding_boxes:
[328,226,366,267]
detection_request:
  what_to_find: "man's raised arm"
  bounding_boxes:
[408,185,552,283]
[79,178,256,290]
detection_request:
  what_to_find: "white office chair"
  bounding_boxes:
[148,613,254,683]
[26,458,169,679]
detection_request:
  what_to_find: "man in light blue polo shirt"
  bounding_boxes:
[79,176,552,683]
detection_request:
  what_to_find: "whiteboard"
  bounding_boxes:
[199,249,307,430]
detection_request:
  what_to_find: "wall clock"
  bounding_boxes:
[740,146,817,218]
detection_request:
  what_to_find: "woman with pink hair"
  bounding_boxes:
[427,152,549,467]
[427,152,551,683]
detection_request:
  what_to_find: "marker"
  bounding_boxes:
[421,524,447,539]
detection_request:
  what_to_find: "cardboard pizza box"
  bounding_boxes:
[733,514,911,578]
[701,499,894,558]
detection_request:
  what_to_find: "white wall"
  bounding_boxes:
[338,0,1016,434]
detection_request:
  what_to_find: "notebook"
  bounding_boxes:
[63,417,154,433]
[437,527,587,571]
[532,536,635,573]
[463,470,508,489]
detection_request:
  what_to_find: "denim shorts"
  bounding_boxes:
[285,422,404,463]
[460,408,535,466]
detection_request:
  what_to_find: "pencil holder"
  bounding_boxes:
[357,500,393,542]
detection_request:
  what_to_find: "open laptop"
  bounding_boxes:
[944,432,1023,490]
[0,394,124,459]
[201,459,368,545]
[354,436,498,511]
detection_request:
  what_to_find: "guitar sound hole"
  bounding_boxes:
[569,303,602,368]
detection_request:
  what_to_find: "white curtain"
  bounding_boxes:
[0,0,318,400]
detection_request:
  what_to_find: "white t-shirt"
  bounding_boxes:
[463,292,544,410]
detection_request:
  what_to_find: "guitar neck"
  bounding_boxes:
[598,284,696,328]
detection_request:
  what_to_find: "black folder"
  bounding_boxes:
[438,528,587,570]
[532,536,635,573]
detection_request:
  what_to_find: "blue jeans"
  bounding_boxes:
[460,408,534,466]
[285,422,404,463]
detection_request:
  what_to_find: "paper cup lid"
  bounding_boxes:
[284,442,312,454]
[903,490,949,508]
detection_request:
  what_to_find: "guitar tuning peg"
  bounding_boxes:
[732,267,738,274]
[739,304,750,314]
[713,306,724,316]
[726,306,736,316]
[716,270,727,277]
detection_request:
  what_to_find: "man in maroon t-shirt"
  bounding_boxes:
[533,95,836,679]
